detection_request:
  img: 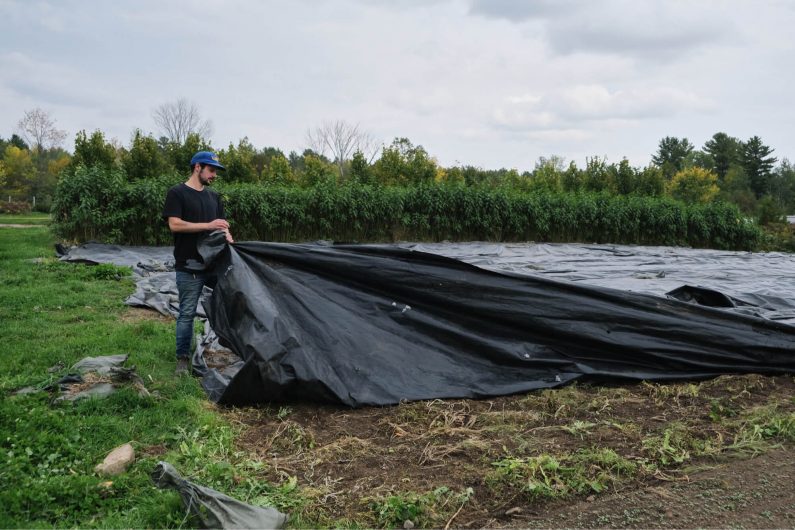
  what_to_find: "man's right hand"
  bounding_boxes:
[207,219,230,231]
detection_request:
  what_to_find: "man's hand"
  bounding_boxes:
[207,219,229,231]
[223,228,235,244]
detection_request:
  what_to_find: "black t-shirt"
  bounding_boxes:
[162,183,225,271]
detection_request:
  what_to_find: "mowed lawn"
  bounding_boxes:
[0,223,298,528]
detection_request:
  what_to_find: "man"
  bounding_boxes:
[162,151,234,375]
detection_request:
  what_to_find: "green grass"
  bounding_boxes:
[0,227,296,528]
[0,213,51,225]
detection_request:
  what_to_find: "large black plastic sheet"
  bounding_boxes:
[198,234,795,408]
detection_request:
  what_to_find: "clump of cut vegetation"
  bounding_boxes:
[488,448,639,500]
[368,486,474,529]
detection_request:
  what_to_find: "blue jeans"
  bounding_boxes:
[175,271,217,359]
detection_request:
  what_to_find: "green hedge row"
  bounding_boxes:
[51,166,761,250]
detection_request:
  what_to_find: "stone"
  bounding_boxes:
[94,443,135,476]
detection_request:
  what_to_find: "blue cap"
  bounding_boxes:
[190,151,225,170]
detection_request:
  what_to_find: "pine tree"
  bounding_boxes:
[652,136,694,179]
[703,132,741,181]
[740,136,777,199]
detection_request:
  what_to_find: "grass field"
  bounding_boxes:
[1,217,794,528]
[0,222,297,528]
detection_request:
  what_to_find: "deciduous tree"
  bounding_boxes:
[69,130,119,171]
[16,108,67,152]
[372,138,437,186]
[152,98,212,144]
[0,146,36,198]
[122,129,170,180]
[306,120,378,178]
[265,153,294,185]
[667,167,719,204]
[297,154,334,187]
[220,138,259,183]
[349,150,375,185]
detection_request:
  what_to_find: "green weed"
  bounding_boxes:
[727,406,795,455]
[642,422,723,465]
[561,420,597,439]
[369,486,473,528]
[710,398,739,422]
[489,448,637,500]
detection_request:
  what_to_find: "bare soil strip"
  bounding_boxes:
[227,374,795,527]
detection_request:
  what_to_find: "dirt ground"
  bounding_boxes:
[518,448,795,528]
[228,374,795,528]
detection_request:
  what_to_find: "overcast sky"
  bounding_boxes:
[1,0,793,171]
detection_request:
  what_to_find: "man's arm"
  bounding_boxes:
[167,217,229,233]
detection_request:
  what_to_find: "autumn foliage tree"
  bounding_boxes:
[0,146,36,198]
[667,167,719,204]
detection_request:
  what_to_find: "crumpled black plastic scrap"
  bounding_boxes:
[151,461,287,529]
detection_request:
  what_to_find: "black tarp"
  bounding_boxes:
[197,233,795,408]
[57,240,795,323]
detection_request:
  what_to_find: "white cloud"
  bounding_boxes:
[506,93,542,105]
[493,107,555,130]
[525,129,592,143]
[560,85,614,118]
[492,84,715,135]
[0,51,111,108]
[469,0,733,60]
[0,0,793,170]
[557,85,716,120]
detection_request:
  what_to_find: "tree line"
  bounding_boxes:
[1,106,793,228]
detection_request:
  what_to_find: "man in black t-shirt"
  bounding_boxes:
[162,151,234,375]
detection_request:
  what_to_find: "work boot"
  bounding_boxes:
[175,357,190,376]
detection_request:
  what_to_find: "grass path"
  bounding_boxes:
[0,213,51,225]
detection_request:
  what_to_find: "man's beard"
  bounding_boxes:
[199,175,212,185]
